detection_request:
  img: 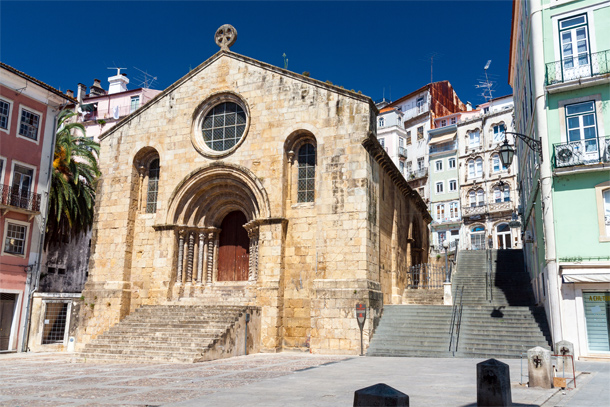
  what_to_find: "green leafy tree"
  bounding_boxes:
[45,109,100,246]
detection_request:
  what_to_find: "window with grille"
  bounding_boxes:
[42,302,68,344]
[417,126,424,140]
[297,143,315,203]
[4,222,27,255]
[19,108,40,141]
[202,102,246,151]
[0,99,10,130]
[146,159,160,213]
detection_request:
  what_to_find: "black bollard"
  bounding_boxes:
[477,358,512,407]
[354,383,409,406]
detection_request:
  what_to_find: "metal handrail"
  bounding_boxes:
[455,289,464,352]
[545,49,610,85]
[449,285,463,354]
[486,249,493,303]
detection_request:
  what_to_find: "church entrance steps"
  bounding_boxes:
[171,285,256,306]
[368,250,552,358]
[77,304,260,363]
[402,288,444,305]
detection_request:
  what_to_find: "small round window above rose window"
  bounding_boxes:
[202,102,247,151]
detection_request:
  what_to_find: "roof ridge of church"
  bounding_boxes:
[99,50,377,141]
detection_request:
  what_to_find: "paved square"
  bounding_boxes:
[0,352,607,406]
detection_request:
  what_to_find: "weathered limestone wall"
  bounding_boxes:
[76,50,430,355]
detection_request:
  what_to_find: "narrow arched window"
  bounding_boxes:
[146,158,160,213]
[297,143,315,203]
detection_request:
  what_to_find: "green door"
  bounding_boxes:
[583,292,610,353]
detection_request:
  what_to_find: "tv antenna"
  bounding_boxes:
[475,60,495,102]
[107,66,127,76]
[133,66,158,89]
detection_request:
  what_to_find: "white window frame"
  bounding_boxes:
[16,105,42,144]
[0,97,14,134]
[435,160,443,172]
[558,94,605,149]
[552,6,600,71]
[8,160,37,197]
[130,95,140,113]
[378,138,385,148]
[491,154,507,173]
[379,117,385,128]
[448,158,456,169]
[449,179,457,192]
[40,299,72,346]
[493,124,506,144]
[436,181,444,194]
[450,117,456,125]
[469,130,481,148]
[436,204,445,221]
[2,218,30,258]
[417,157,424,170]
[441,119,447,127]
[450,201,459,219]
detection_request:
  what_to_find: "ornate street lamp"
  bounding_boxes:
[498,132,544,167]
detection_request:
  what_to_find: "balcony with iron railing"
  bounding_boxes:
[545,49,610,86]
[398,146,408,158]
[554,136,610,169]
[406,167,428,181]
[0,185,41,214]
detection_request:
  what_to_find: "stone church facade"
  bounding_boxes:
[75,31,431,355]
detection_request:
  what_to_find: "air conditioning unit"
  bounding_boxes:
[524,231,534,243]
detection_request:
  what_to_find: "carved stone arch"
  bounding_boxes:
[166,163,270,227]
[132,147,161,212]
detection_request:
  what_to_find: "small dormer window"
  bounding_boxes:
[440,119,447,127]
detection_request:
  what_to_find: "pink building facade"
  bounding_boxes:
[0,62,75,352]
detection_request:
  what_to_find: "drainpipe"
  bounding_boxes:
[20,106,61,352]
[529,0,562,346]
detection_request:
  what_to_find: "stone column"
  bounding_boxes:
[137,166,146,211]
[246,225,260,282]
[197,232,205,285]
[186,231,195,284]
[287,150,295,202]
[206,231,217,286]
[176,229,185,285]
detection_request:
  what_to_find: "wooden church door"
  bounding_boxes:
[217,211,250,281]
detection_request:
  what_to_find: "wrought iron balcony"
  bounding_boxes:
[0,185,41,213]
[406,167,428,180]
[545,49,610,85]
[554,136,610,169]
[398,146,408,158]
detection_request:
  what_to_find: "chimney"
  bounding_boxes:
[466,101,472,111]
[66,89,74,98]
[89,78,106,96]
[108,73,129,94]
[77,83,87,104]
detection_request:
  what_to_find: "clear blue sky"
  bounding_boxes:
[1,1,514,106]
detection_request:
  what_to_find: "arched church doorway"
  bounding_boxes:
[218,211,249,281]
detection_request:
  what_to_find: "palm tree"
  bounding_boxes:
[45,109,100,246]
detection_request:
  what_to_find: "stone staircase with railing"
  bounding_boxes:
[367,250,552,358]
[77,304,258,363]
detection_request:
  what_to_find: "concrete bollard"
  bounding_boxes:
[555,340,574,377]
[354,383,409,407]
[528,346,553,389]
[476,358,512,407]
